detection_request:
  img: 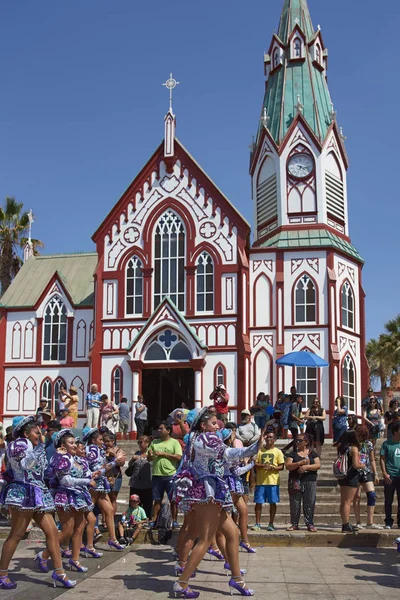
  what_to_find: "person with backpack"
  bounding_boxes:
[336,430,366,533]
[236,410,259,446]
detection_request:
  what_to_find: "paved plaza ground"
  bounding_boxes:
[0,541,399,599]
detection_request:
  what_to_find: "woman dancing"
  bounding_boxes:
[75,440,104,558]
[42,429,96,573]
[173,409,261,598]
[0,416,76,590]
[83,427,125,550]
[222,428,256,554]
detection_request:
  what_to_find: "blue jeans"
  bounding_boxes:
[333,425,347,443]
[255,415,267,430]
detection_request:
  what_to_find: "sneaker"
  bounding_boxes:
[126,537,134,546]
[251,523,261,531]
[356,523,364,529]
[267,524,275,532]
[119,537,127,545]
[342,524,358,533]
[172,521,180,529]
[366,523,383,530]
[384,525,392,530]
[94,530,103,542]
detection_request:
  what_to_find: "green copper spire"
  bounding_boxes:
[258,0,333,145]
[278,0,315,43]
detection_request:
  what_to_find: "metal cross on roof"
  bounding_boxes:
[162,73,180,113]
[27,209,34,242]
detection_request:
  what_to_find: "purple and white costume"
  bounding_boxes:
[85,445,111,494]
[0,438,55,512]
[174,432,258,513]
[224,448,256,497]
[50,452,93,511]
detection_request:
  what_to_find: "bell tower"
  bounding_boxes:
[250,0,351,246]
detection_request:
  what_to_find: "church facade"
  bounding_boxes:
[0,0,368,434]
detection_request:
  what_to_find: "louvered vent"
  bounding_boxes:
[257,174,278,225]
[326,171,345,222]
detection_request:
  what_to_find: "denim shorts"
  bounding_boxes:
[152,475,173,501]
[254,485,280,505]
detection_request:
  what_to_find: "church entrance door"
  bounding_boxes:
[142,368,194,430]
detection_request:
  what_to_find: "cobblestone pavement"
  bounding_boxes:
[0,542,399,599]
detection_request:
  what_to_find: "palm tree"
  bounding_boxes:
[0,197,42,296]
[366,315,400,412]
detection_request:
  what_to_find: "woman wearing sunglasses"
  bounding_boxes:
[285,433,321,532]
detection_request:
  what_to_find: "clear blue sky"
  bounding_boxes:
[1,0,399,341]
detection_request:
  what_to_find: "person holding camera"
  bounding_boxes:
[209,384,230,424]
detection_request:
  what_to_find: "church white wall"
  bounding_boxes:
[100,356,132,402]
[73,309,93,361]
[6,311,37,363]
[2,366,90,424]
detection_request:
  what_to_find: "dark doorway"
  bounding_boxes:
[142,368,194,429]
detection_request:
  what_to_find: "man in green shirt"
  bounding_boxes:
[380,422,400,529]
[148,421,182,528]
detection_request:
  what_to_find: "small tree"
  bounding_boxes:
[0,197,43,296]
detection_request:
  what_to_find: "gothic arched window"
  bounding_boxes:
[112,367,122,405]
[295,275,316,323]
[296,365,317,409]
[341,282,354,330]
[294,38,301,58]
[316,44,321,64]
[41,378,52,401]
[126,256,143,315]
[196,252,214,312]
[154,210,185,311]
[342,355,356,411]
[43,296,67,361]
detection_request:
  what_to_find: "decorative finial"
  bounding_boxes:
[27,209,34,242]
[162,73,180,113]
[339,127,347,142]
[294,17,300,25]
[330,103,337,123]
[295,94,304,114]
[261,108,270,129]
[317,24,321,30]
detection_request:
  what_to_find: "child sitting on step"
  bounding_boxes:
[118,494,147,545]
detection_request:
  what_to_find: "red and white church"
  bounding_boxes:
[0,0,368,434]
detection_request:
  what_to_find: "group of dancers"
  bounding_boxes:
[0,416,126,590]
[171,407,264,598]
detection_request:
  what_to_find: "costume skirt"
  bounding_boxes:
[0,481,55,513]
[53,487,94,512]
[175,474,233,514]
[224,475,244,496]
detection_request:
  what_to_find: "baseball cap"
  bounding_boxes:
[241,409,251,416]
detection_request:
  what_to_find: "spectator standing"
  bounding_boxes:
[100,395,119,434]
[353,425,382,529]
[127,435,153,519]
[118,398,130,439]
[385,400,400,441]
[209,384,230,424]
[85,384,102,429]
[304,398,326,456]
[148,422,182,528]
[63,386,79,427]
[135,395,148,437]
[276,394,292,440]
[380,421,400,530]
[236,410,260,446]
[252,431,284,531]
[362,387,377,411]
[332,396,348,443]
[285,433,320,531]
[253,393,269,430]
[289,395,304,446]
[337,430,366,532]
[35,398,50,426]
[363,397,383,447]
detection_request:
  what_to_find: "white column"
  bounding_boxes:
[131,371,139,432]
[194,370,202,409]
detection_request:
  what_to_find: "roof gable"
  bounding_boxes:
[0,253,97,309]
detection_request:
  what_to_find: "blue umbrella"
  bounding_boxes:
[276,351,329,368]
